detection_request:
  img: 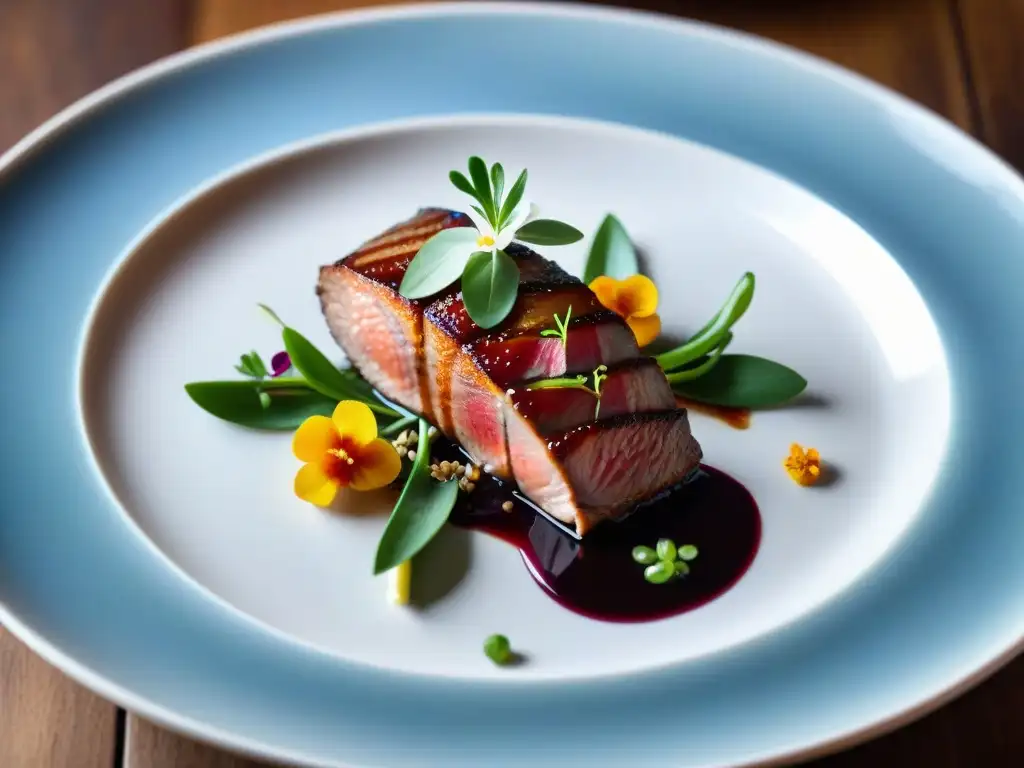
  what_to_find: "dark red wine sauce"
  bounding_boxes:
[448,463,761,623]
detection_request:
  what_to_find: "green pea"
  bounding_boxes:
[632,545,658,565]
[678,545,699,561]
[644,561,675,584]
[656,538,677,561]
[483,634,512,665]
[674,560,691,576]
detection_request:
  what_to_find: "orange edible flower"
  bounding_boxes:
[292,401,402,506]
[588,274,661,347]
[784,443,822,487]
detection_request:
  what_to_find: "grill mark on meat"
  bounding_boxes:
[318,208,469,418]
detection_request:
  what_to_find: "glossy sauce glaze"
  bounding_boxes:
[675,395,751,430]
[446,454,762,622]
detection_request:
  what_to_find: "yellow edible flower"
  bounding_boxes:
[784,443,822,487]
[588,274,662,347]
[292,401,402,505]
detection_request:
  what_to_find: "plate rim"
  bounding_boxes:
[1,3,1022,766]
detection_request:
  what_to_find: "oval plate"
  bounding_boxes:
[1,4,1023,767]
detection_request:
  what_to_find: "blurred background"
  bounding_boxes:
[1,0,1021,766]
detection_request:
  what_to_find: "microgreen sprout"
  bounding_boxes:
[525,375,592,393]
[235,350,269,379]
[540,305,573,347]
[591,365,608,419]
[524,364,612,419]
[632,538,698,584]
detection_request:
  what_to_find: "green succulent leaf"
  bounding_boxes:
[467,156,496,225]
[671,354,807,408]
[374,419,460,574]
[282,327,398,417]
[583,214,638,284]
[514,219,584,246]
[461,249,520,329]
[498,169,528,228]
[490,163,505,208]
[678,545,699,561]
[398,227,479,299]
[257,303,286,328]
[449,170,476,199]
[185,380,335,430]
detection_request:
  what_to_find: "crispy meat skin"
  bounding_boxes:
[318,210,703,533]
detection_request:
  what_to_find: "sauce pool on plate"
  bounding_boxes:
[448,460,761,622]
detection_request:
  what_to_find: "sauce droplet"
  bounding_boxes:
[676,396,751,430]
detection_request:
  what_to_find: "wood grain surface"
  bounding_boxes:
[959,0,1024,169]
[0,2,186,767]
[1,0,1022,766]
[0,627,119,768]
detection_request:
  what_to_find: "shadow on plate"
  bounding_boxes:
[410,525,473,608]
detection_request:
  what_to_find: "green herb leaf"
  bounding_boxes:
[673,560,691,576]
[656,538,677,561]
[656,273,755,371]
[671,354,807,408]
[632,545,658,565]
[583,214,637,284]
[540,306,572,347]
[490,163,505,208]
[380,414,417,437]
[399,227,479,299]
[467,156,496,226]
[282,327,397,417]
[185,380,336,430]
[498,169,527,228]
[471,204,489,225]
[461,249,520,329]
[235,350,268,379]
[483,634,513,665]
[257,303,286,327]
[644,561,675,584]
[374,419,460,574]
[663,332,732,384]
[336,366,381,404]
[525,375,593,393]
[678,545,699,561]
[514,219,584,246]
[449,170,477,199]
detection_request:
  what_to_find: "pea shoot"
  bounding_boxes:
[483,633,514,666]
[632,539,698,584]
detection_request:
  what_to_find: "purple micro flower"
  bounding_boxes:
[270,351,292,377]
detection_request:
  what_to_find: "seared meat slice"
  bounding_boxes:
[422,249,574,436]
[522,410,703,535]
[450,312,638,477]
[423,250,601,432]
[506,358,682,529]
[317,208,469,419]
[319,210,704,535]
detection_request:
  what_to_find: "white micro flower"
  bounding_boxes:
[465,201,536,253]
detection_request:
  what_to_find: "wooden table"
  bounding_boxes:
[1,0,1022,765]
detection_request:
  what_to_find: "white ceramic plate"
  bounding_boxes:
[80,116,950,681]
